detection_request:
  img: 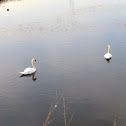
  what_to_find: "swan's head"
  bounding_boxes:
[108,45,110,49]
[32,58,37,62]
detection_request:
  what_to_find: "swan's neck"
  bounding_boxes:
[108,46,110,53]
[32,60,35,69]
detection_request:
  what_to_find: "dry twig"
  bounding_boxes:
[43,94,62,126]
[114,114,117,126]
[62,96,74,126]
[63,96,67,126]
[67,113,74,126]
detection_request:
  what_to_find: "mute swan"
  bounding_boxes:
[20,58,36,75]
[104,45,112,59]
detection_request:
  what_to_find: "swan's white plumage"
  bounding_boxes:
[20,59,36,75]
[104,53,112,59]
[20,67,36,75]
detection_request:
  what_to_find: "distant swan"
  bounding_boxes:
[104,45,112,60]
[20,58,36,75]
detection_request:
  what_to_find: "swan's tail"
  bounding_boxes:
[20,72,24,74]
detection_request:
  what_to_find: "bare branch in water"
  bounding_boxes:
[114,114,117,126]
[67,113,74,126]
[47,118,55,125]
[43,94,74,126]
[63,96,67,126]
[62,96,74,126]
[43,95,62,126]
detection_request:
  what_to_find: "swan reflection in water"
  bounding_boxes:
[105,58,112,63]
[20,72,37,81]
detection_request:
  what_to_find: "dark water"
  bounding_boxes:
[1,0,126,125]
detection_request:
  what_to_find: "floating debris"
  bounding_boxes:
[55,104,57,108]
[7,9,9,11]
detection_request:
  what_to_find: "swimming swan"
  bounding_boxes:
[104,45,112,60]
[20,58,36,75]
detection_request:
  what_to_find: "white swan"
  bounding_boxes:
[20,58,36,75]
[104,45,112,59]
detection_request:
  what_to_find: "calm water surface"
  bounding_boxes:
[1,0,126,126]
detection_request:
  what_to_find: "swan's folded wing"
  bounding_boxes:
[20,67,36,75]
[24,67,35,74]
